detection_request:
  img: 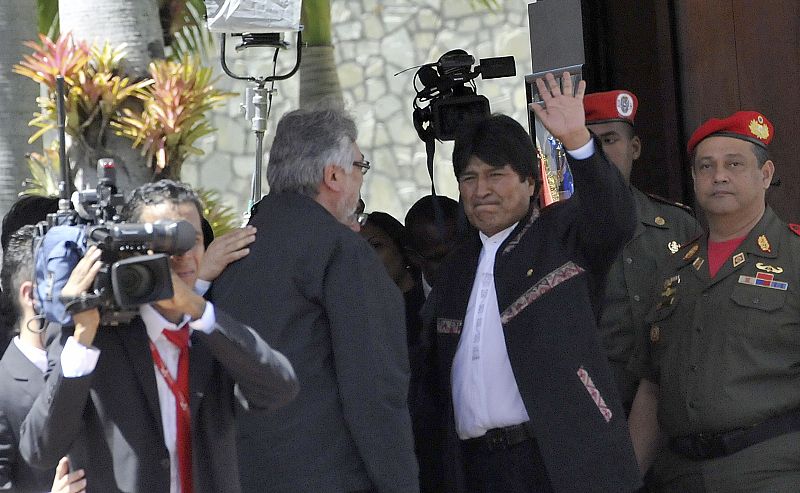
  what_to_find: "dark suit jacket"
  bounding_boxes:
[0,341,53,492]
[425,146,642,493]
[211,192,419,493]
[19,309,298,493]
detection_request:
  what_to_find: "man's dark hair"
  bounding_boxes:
[1,195,59,251]
[122,179,203,222]
[365,211,410,253]
[0,225,36,332]
[452,114,540,193]
[405,195,460,247]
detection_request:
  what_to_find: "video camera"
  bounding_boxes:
[412,49,516,142]
[35,159,196,326]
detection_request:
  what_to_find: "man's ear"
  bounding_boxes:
[631,135,642,160]
[19,280,35,309]
[760,160,775,189]
[322,164,344,193]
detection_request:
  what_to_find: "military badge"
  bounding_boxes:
[654,216,665,226]
[616,93,635,117]
[749,115,770,141]
[683,244,699,260]
[663,275,680,288]
[692,257,705,271]
[650,325,661,343]
[738,273,788,291]
[668,241,680,254]
[526,268,534,277]
[757,235,771,253]
[756,262,783,274]
[732,252,746,267]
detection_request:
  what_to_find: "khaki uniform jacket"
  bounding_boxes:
[597,187,699,412]
[631,207,800,435]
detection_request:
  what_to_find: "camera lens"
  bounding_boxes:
[116,263,154,299]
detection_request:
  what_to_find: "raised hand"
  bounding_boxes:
[61,246,102,345]
[528,71,591,150]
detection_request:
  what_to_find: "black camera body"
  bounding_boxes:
[35,159,196,326]
[413,49,516,141]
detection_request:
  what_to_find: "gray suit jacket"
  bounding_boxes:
[212,192,419,493]
[19,309,298,493]
[0,341,53,492]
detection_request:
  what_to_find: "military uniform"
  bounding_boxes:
[597,187,699,413]
[630,207,800,492]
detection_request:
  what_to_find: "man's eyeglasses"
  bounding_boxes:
[352,160,371,175]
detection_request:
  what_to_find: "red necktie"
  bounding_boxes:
[159,326,193,493]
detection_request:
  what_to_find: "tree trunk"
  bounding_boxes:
[299,0,343,109]
[0,0,38,219]
[58,0,165,194]
[59,0,164,78]
[299,46,343,109]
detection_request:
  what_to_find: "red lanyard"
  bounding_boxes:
[148,340,190,413]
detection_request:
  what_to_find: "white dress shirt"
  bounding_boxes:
[59,299,216,493]
[13,336,48,374]
[451,223,530,439]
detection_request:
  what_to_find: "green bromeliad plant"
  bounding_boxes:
[13,32,232,187]
[13,31,238,235]
[113,55,234,180]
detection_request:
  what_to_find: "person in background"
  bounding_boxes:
[19,180,298,493]
[585,89,699,414]
[405,195,460,297]
[212,107,419,493]
[628,111,800,491]
[424,72,641,493]
[0,225,87,492]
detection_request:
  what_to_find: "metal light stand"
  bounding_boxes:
[218,30,302,224]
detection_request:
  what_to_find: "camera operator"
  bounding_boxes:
[19,180,299,493]
[0,225,87,493]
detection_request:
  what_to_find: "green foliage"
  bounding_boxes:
[196,188,239,237]
[112,55,235,174]
[21,144,61,197]
[14,34,232,180]
[13,34,153,145]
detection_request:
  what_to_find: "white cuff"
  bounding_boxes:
[189,301,216,334]
[194,278,211,296]
[60,336,101,378]
[566,138,595,160]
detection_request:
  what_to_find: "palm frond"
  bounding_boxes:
[196,188,240,238]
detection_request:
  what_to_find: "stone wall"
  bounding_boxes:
[182,1,532,223]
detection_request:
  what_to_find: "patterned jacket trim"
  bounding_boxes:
[500,261,586,325]
[502,206,540,255]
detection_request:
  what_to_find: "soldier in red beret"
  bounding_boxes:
[629,111,800,490]
[584,90,699,416]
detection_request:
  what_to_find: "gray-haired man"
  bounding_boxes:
[212,107,419,492]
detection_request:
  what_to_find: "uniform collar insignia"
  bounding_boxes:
[756,262,783,274]
[668,241,680,254]
[683,244,699,260]
[692,257,705,270]
[757,235,771,253]
[654,216,665,226]
[732,252,746,267]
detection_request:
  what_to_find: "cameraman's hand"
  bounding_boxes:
[154,271,206,322]
[198,226,256,282]
[61,246,102,347]
[51,456,87,493]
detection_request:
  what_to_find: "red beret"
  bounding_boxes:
[687,111,773,155]
[584,90,638,125]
